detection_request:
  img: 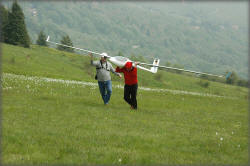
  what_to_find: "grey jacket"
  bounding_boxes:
[91,60,119,81]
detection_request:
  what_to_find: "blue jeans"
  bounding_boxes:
[98,80,112,104]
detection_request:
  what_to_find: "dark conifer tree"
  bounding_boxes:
[36,30,47,46]
[0,4,9,42]
[57,35,74,53]
[5,1,30,48]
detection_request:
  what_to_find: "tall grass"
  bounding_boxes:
[2,72,248,165]
[2,44,248,164]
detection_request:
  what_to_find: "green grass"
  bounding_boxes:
[2,44,247,98]
[2,44,248,165]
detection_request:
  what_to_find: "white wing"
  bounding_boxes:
[46,36,110,58]
[138,62,224,78]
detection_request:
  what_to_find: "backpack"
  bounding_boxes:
[95,60,109,80]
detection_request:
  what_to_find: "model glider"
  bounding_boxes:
[46,36,224,78]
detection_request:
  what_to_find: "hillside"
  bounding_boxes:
[2,43,248,99]
[2,1,248,79]
[2,44,248,165]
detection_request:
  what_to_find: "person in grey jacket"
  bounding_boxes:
[89,52,122,105]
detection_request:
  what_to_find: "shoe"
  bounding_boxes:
[130,105,138,110]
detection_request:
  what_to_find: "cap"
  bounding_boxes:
[101,52,108,58]
[125,62,132,69]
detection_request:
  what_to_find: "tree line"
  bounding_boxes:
[0,1,74,52]
[0,1,30,47]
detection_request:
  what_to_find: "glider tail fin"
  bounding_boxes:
[46,36,50,42]
[150,59,160,73]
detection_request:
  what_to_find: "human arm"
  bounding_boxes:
[115,66,124,73]
[110,64,122,78]
[89,53,99,66]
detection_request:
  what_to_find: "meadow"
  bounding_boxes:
[2,44,248,165]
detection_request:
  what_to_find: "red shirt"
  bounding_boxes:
[116,66,138,85]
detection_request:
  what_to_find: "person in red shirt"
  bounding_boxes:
[116,61,138,110]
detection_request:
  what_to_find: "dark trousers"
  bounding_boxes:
[124,83,138,109]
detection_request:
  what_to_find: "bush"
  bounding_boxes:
[226,71,238,85]
[36,30,48,46]
[237,79,248,87]
[198,80,210,88]
[154,72,163,82]
[57,35,74,53]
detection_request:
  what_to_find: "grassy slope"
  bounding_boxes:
[2,44,248,165]
[2,44,248,98]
